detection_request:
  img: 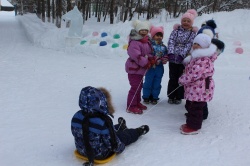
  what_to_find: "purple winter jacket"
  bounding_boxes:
[179,44,218,102]
[167,25,197,64]
[125,30,153,75]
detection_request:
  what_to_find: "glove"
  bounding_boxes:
[147,57,156,68]
[161,55,168,64]
[146,61,152,69]
[155,57,161,65]
[148,57,156,65]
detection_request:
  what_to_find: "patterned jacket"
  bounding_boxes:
[125,29,153,75]
[151,39,168,65]
[167,25,197,64]
[71,87,125,159]
[179,44,218,102]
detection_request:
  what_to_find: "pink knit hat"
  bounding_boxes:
[150,26,164,37]
[181,9,198,25]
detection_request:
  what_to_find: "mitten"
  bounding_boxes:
[161,55,168,64]
[146,61,152,69]
[155,57,161,65]
[148,57,156,68]
[148,57,156,65]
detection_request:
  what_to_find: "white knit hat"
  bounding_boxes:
[132,20,151,32]
[193,34,211,48]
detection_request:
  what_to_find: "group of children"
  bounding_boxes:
[125,9,225,135]
[70,9,225,166]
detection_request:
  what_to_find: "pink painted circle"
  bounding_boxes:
[92,32,99,36]
[235,47,243,54]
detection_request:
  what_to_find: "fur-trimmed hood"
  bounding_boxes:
[183,43,217,65]
[129,29,144,40]
[173,23,198,33]
[78,86,115,116]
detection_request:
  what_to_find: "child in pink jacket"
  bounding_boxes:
[179,34,218,135]
[125,20,155,114]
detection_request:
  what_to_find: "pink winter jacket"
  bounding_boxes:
[125,32,153,75]
[179,44,218,102]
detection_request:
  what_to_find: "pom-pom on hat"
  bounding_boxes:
[150,26,164,37]
[132,20,151,32]
[193,34,211,48]
[181,9,198,25]
[197,19,217,38]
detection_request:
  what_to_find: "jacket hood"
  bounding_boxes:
[173,23,198,33]
[183,43,217,64]
[78,86,115,116]
[129,29,144,40]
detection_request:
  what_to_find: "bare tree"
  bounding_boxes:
[123,0,130,22]
[47,0,51,22]
[52,0,55,23]
[81,0,86,24]
[42,0,45,22]
[56,0,62,28]
[110,0,114,24]
[37,0,41,18]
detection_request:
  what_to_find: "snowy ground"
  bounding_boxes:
[1,8,250,166]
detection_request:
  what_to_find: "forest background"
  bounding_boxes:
[8,0,250,28]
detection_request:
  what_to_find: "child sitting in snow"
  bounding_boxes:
[125,20,155,114]
[71,86,149,166]
[167,9,198,105]
[179,34,219,135]
[142,25,168,105]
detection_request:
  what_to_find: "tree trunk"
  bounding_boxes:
[47,0,51,22]
[85,2,90,20]
[52,0,55,23]
[173,0,178,18]
[42,0,45,22]
[213,0,218,12]
[37,0,41,19]
[110,0,114,24]
[81,0,86,24]
[103,2,110,22]
[146,0,151,20]
[120,5,124,22]
[56,0,62,28]
[95,0,99,17]
[123,0,130,22]
[67,0,71,11]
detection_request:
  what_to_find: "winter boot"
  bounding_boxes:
[137,103,147,110]
[127,107,143,114]
[143,98,150,104]
[174,99,182,104]
[168,98,175,104]
[118,117,127,131]
[136,125,149,136]
[180,124,199,135]
[151,99,158,105]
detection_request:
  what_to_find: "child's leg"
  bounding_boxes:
[186,101,206,130]
[136,75,143,104]
[203,102,209,120]
[142,69,154,99]
[167,63,179,99]
[116,126,149,146]
[152,65,164,100]
[116,129,140,146]
[127,74,143,108]
[176,64,185,100]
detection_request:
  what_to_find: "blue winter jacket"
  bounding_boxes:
[71,86,125,159]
